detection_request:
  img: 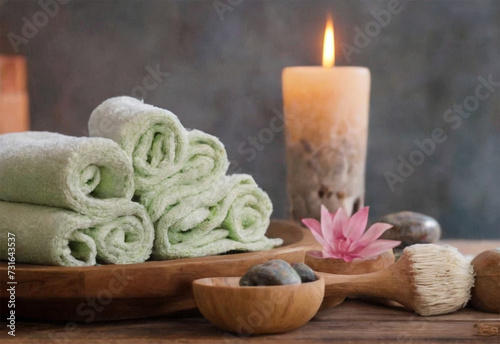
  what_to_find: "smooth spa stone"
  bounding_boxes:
[239,259,301,286]
[378,211,441,248]
[291,263,318,283]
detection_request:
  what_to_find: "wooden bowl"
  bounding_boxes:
[470,249,500,313]
[192,276,325,335]
[304,250,395,275]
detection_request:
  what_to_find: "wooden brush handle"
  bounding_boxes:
[316,253,416,311]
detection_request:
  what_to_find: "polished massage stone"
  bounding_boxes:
[291,262,317,283]
[378,211,441,248]
[239,259,301,286]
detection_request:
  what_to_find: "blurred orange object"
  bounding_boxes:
[0,55,29,134]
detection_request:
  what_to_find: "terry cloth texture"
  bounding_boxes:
[0,131,135,217]
[140,129,229,223]
[88,96,189,194]
[152,174,282,259]
[0,201,154,266]
[89,96,282,260]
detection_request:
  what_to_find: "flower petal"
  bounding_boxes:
[339,207,349,227]
[350,222,394,252]
[302,218,322,236]
[307,250,323,258]
[331,207,349,240]
[303,217,334,253]
[360,222,393,243]
[345,206,369,241]
[308,226,330,249]
[320,205,336,243]
[340,254,355,262]
[351,239,401,260]
[322,251,342,259]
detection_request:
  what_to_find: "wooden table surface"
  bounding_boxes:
[1,240,499,343]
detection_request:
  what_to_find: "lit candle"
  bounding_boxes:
[282,17,370,221]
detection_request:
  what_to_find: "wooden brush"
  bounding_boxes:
[319,244,475,316]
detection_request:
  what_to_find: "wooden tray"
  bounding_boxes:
[0,220,315,322]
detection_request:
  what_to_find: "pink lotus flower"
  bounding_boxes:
[302,205,401,262]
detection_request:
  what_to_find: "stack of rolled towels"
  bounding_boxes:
[0,132,154,266]
[89,96,282,260]
[0,96,281,266]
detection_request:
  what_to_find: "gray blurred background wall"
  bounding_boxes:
[1,0,499,238]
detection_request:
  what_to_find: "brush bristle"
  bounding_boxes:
[404,244,475,316]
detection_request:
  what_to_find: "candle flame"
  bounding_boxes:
[322,16,335,68]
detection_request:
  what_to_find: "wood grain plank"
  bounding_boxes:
[1,301,497,343]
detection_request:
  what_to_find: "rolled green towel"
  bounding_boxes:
[0,201,154,266]
[88,96,189,194]
[152,174,282,260]
[141,129,229,223]
[0,132,134,217]
[164,231,283,259]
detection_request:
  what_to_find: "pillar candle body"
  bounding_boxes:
[282,66,370,221]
